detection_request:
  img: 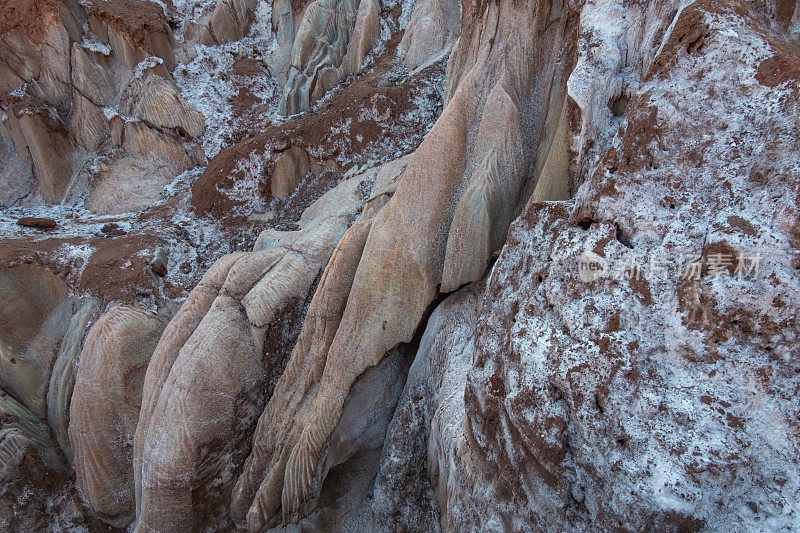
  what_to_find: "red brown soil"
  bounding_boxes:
[0,229,190,306]
[0,0,63,44]
[192,56,442,219]
[756,40,800,87]
[770,0,798,25]
[646,2,709,80]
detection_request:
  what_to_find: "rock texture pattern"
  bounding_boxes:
[1,0,800,531]
[70,305,165,527]
[377,1,800,530]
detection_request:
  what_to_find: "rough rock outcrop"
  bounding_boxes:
[281,0,384,114]
[376,0,800,530]
[211,0,259,43]
[397,0,461,70]
[232,0,580,528]
[0,264,100,529]
[69,305,165,527]
[1,93,79,204]
[373,287,481,532]
[133,155,410,531]
[3,0,800,530]
[0,0,205,212]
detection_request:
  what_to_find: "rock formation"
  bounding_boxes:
[1,0,799,531]
[133,155,410,531]
[70,305,165,527]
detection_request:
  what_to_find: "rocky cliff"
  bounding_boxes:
[1,0,799,531]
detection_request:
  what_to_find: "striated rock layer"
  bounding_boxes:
[1,0,799,531]
[70,305,165,527]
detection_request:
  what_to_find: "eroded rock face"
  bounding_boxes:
[69,305,165,527]
[3,0,800,530]
[133,155,410,531]
[376,1,800,530]
[231,0,581,528]
[373,287,481,532]
[0,263,100,529]
[397,0,461,70]
[0,0,204,212]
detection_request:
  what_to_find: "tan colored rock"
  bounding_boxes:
[0,390,65,474]
[84,120,202,214]
[70,90,110,151]
[233,0,581,527]
[397,0,461,71]
[342,0,380,74]
[528,95,578,203]
[0,117,34,207]
[47,297,100,465]
[0,0,80,111]
[70,43,116,107]
[70,305,165,527]
[0,265,72,415]
[0,264,67,355]
[133,159,407,531]
[272,145,310,199]
[119,73,206,139]
[210,0,258,43]
[2,95,78,204]
[87,0,177,71]
[264,0,295,87]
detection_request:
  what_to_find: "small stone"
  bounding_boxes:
[17,217,57,230]
[101,223,126,236]
[150,248,168,277]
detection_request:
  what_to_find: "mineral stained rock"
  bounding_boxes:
[1,0,800,531]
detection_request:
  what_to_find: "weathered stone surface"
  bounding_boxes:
[0,0,207,211]
[271,145,310,199]
[85,119,203,214]
[16,216,57,229]
[397,0,461,71]
[47,297,100,464]
[1,93,79,204]
[133,157,407,531]
[3,0,800,530]
[342,0,380,74]
[233,0,580,527]
[70,305,165,527]
[211,0,259,43]
[373,287,481,532]
[281,0,361,114]
[0,264,71,414]
[377,1,800,530]
[119,73,206,139]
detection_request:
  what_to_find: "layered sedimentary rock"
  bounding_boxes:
[0,0,205,212]
[133,155,410,531]
[280,0,385,114]
[69,305,165,527]
[2,0,800,530]
[0,264,100,529]
[232,0,581,528]
[397,0,461,70]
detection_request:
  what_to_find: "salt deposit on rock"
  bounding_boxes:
[1,0,799,530]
